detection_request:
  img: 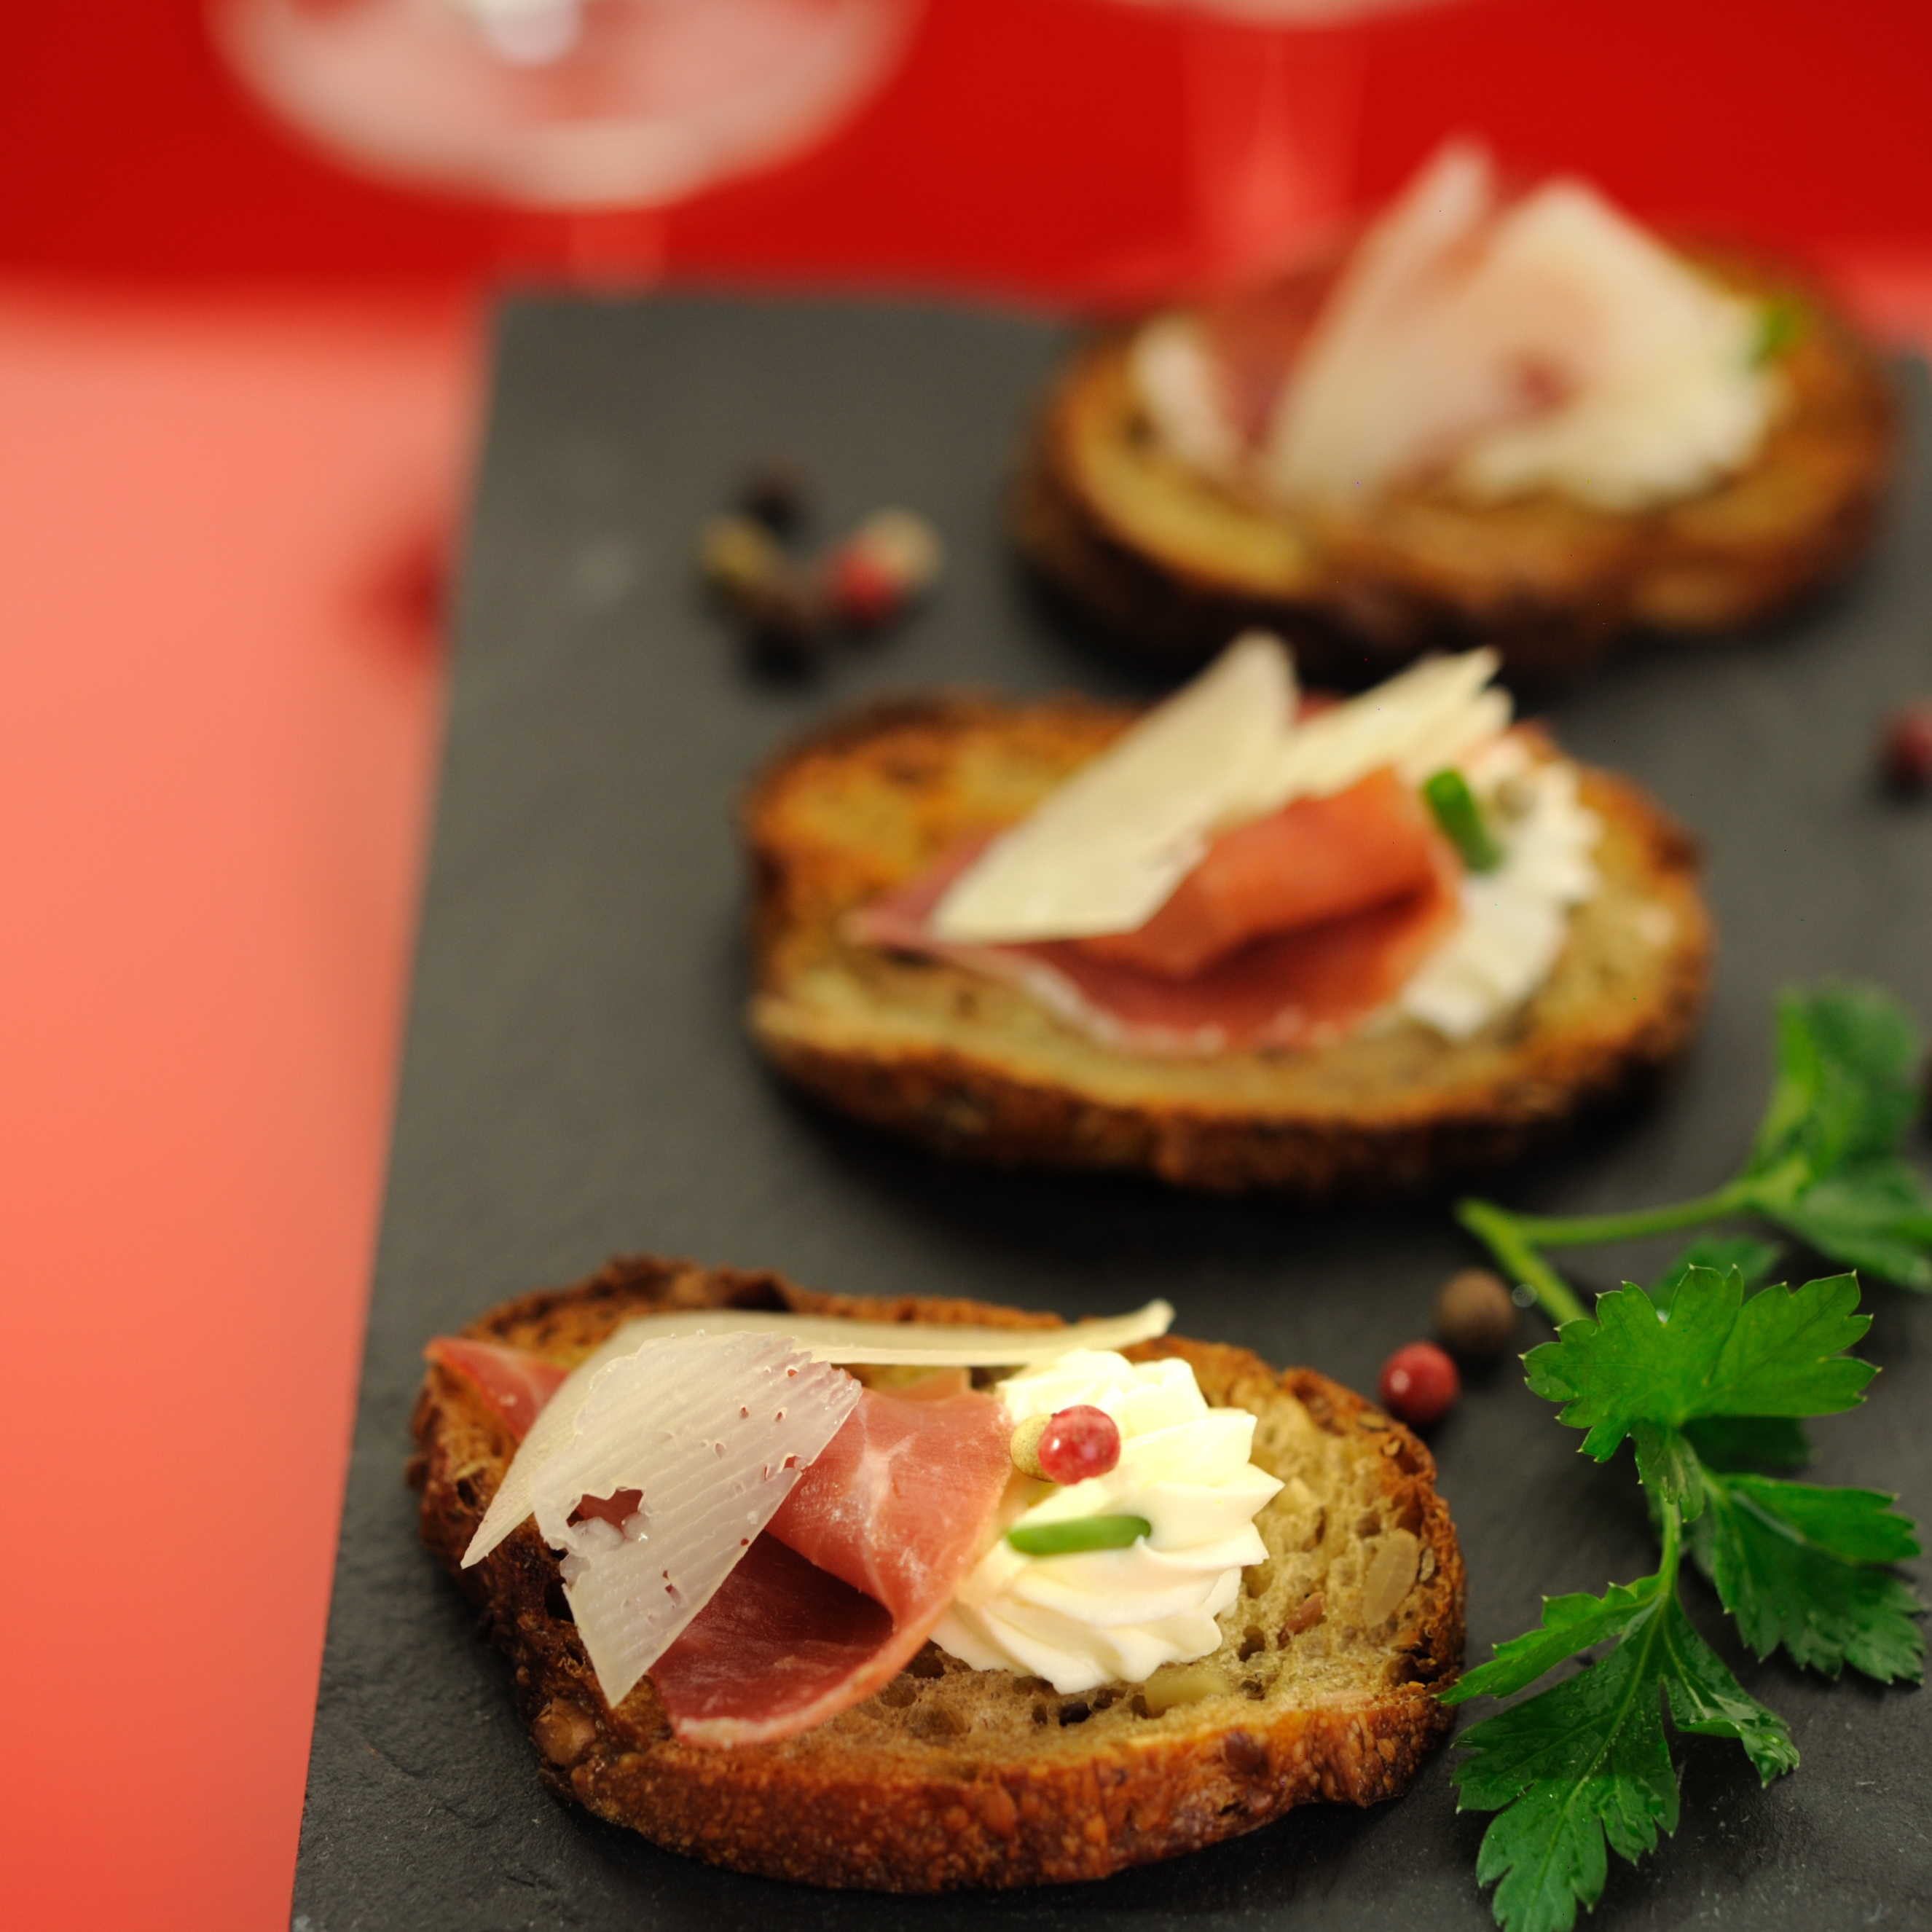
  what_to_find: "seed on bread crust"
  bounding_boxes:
[740,693,1713,1198]
[1014,252,1893,684]
[412,1255,1466,1890]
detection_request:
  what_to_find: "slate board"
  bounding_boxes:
[293,296,1932,1932]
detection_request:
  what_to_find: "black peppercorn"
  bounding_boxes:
[1434,1268,1517,1359]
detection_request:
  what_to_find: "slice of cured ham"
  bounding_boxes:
[849,804,1462,1056]
[1075,769,1441,980]
[654,1384,1016,1746]
[430,1340,1016,1748]
[424,1335,568,1437]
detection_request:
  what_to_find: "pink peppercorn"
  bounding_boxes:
[828,543,905,629]
[1378,1342,1460,1427]
[1035,1405,1122,1484]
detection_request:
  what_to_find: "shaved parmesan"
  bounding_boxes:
[1265,140,1774,511]
[925,638,1509,948]
[590,1297,1176,1370]
[464,1332,860,1709]
[930,633,1294,943]
[1233,648,1509,817]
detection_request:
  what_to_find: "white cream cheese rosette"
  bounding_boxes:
[932,1350,1282,1694]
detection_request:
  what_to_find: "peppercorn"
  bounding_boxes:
[1880,704,1932,796]
[697,513,782,598]
[739,570,830,674]
[848,508,943,593]
[1434,1268,1517,1359]
[734,463,812,538]
[1036,1405,1122,1484]
[827,542,904,629]
[1378,1342,1459,1427]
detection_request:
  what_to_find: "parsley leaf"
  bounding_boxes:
[1766,1165,1932,1291]
[1452,1583,1796,1932]
[1524,1266,1874,1463]
[1651,1235,1781,1313]
[1682,1414,1811,1472]
[1739,986,1932,1289]
[1654,1245,1810,1467]
[1691,1474,1925,1682]
[1445,1576,1662,1707]
[1746,984,1921,1179]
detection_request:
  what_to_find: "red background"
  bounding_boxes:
[12,0,1932,301]
[0,5,1926,1930]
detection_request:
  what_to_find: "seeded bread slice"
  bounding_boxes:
[1016,256,1894,684]
[743,693,1711,1197]
[410,1256,1465,1890]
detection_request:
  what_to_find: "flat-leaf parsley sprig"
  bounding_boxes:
[1458,983,1932,1327]
[1440,983,1930,1932]
[1445,1264,1921,1932]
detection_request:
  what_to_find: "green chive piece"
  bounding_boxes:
[1753,293,1807,366]
[1007,1513,1152,1556]
[1423,769,1504,873]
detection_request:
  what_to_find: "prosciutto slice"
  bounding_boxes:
[654,1385,1014,1746]
[429,1340,1015,1748]
[1075,770,1443,980]
[424,1335,568,1437]
[849,789,1462,1056]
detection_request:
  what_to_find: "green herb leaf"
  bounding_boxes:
[1453,1587,1794,1932]
[1633,1422,1707,1520]
[1005,1512,1150,1555]
[1651,1235,1783,1313]
[1523,1268,1874,1461]
[1746,984,1922,1187]
[1762,1162,1932,1291]
[1682,1414,1811,1472]
[1445,1574,1662,1707]
[1423,768,1504,873]
[1691,1474,1925,1682]
[1654,1593,1799,1781]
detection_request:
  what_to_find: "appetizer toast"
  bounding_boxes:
[1018,256,1893,685]
[745,691,1711,1196]
[412,1257,1464,1890]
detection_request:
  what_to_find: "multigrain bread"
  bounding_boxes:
[411,1256,1465,1890]
[744,693,1712,1196]
[1017,256,1894,684]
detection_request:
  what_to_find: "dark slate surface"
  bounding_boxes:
[292,297,1932,1932]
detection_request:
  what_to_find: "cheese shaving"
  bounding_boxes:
[1230,648,1509,820]
[930,633,1294,943]
[1264,141,1775,511]
[586,1297,1176,1370]
[927,637,1509,946]
[464,1332,860,1712]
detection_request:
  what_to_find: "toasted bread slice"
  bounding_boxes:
[411,1257,1465,1890]
[744,694,1711,1196]
[1017,257,1893,683]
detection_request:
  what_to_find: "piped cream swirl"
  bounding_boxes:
[931,1351,1282,1694]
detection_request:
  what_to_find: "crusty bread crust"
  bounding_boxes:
[1016,255,1894,683]
[742,694,1712,1196]
[411,1257,1465,1890]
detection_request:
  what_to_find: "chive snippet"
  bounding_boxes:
[1007,1513,1152,1556]
[1423,768,1504,873]
[1753,293,1807,366]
